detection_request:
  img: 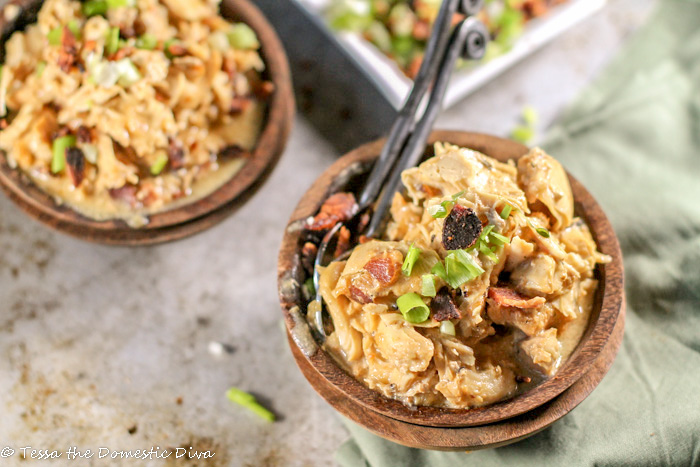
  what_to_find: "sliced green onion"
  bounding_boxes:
[48,27,62,45]
[36,61,46,77]
[149,152,168,175]
[478,242,499,263]
[82,0,108,16]
[523,106,538,126]
[489,231,510,246]
[115,58,141,86]
[451,190,465,200]
[421,274,436,298]
[511,125,534,144]
[228,24,260,50]
[402,243,421,276]
[428,203,448,218]
[136,33,157,50]
[51,135,76,174]
[106,27,120,55]
[500,203,513,219]
[163,39,180,59]
[444,250,484,288]
[431,262,447,282]
[482,224,495,238]
[106,0,134,8]
[226,387,275,422]
[536,227,550,238]
[303,277,316,298]
[440,320,455,336]
[396,293,430,324]
[67,19,81,39]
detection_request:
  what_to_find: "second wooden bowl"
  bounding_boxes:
[278,131,624,443]
[0,0,294,245]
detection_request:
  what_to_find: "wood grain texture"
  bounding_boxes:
[278,131,625,430]
[0,0,294,245]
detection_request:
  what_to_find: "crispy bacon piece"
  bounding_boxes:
[65,147,85,187]
[109,185,138,205]
[335,226,351,258]
[230,96,252,115]
[348,285,372,305]
[53,127,71,141]
[166,42,187,57]
[58,27,79,72]
[430,287,461,322]
[168,139,185,170]
[363,252,401,287]
[300,242,318,275]
[487,287,546,309]
[308,192,358,231]
[112,46,134,61]
[442,205,482,250]
[83,40,97,53]
[76,125,93,144]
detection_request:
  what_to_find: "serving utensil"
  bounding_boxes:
[312,0,489,339]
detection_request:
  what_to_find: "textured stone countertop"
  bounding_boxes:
[0,0,654,465]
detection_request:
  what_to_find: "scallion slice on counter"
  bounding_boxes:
[135,33,157,50]
[440,320,456,336]
[82,0,108,16]
[106,27,120,55]
[500,203,513,219]
[51,135,76,174]
[226,387,275,422]
[149,153,169,175]
[401,243,421,276]
[421,274,436,298]
[396,293,429,324]
[48,27,62,45]
[227,24,259,50]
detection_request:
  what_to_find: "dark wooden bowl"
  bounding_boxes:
[278,131,624,437]
[0,0,294,245]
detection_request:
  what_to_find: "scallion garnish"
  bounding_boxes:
[51,135,76,174]
[67,19,81,39]
[500,203,513,219]
[430,190,465,219]
[489,231,510,246]
[106,27,120,55]
[82,0,108,16]
[431,262,447,282]
[149,152,168,175]
[106,0,133,8]
[443,250,484,288]
[396,293,430,324]
[227,24,260,50]
[36,61,46,77]
[401,243,421,276]
[303,277,316,298]
[536,227,550,238]
[226,387,275,422]
[478,242,499,263]
[440,320,456,336]
[421,274,436,298]
[48,27,62,45]
[135,33,157,50]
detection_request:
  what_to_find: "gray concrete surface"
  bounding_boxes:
[0,0,655,465]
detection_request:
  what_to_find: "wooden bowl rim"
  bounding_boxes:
[278,130,624,428]
[0,0,294,245]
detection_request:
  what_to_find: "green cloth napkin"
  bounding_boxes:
[337,1,700,465]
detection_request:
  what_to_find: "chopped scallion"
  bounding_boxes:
[51,135,76,174]
[67,20,81,39]
[303,277,316,298]
[489,231,510,246]
[430,191,466,219]
[106,27,120,55]
[421,274,436,298]
[401,243,421,276]
[431,262,447,282]
[440,320,455,336]
[444,250,484,288]
[36,61,46,77]
[523,106,539,126]
[135,33,157,50]
[82,0,108,16]
[478,241,499,262]
[149,152,168,175]
[500,203,513,219]
[227,23,260,50]
[511,125,534,144]
[226,387,275,422]
[106,0,134,8]
[536,227,550,238]
[48,27,62,45]
[396,293,430,324]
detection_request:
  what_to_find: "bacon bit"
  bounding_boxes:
[230,96,252,115]
[521,0,548,19]
[488,287,546,309]
[442,205,482,250]
[112,46,134,61]
[420,184,442,198]
[65,147,85,187]
[348,285,372,305]
[516,375,533,383]
[167,139,185,170]
[133,18,146,37]
[334,226,351,258]
[119,24,137,39]
[300,242,318,275]
[58,27,79,72]
[155,90,169,103]
[166,43,187,57]
[363,253,401,287]
[76,125,93,144]
[83,40,97,53]
[52,127,71,140]
[220,144,250,159]
[412,20,430,41]
[308,192,358,231]
[109,184,138,205]
[431,287,461,321]
[253,81,275,100]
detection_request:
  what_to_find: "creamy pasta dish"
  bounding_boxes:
[315,144,610,408]
[0,0,270,226]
